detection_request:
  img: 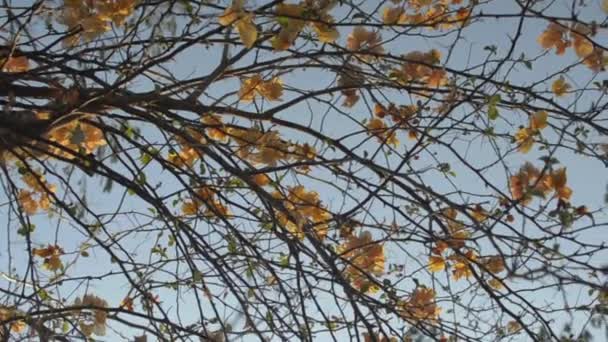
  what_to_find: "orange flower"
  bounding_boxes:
[238,74,283,102]
[347,27,384,60]
[399,287,441,322]
[428,255,446,272]
[537,22,570,55]
[251,173,271,186]
[273,186,331,240]
[483,256,505,274]
[449,249,476,280]
[571,24,594,59]
[201,114,228,142]
[515,127,534,153]
[366,118,399,146]
[1,56,29,72]
[337,231,385,293]
[552,77,570,97]
[33,245,65,271]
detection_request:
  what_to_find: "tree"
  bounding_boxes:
[0,0,607,340]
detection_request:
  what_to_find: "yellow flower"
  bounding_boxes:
[515,127,534,154]
[537,23,570,55]
[483,256,505,274]
[572,24,594,59]
[239,75,284,102]
[81,123,107,153]
[251,173,271,186]
[488,278,504,290]
[470,204,488,223]
[201,114,228,142]
[312,14,339,43]
[18,190,38,215]
[219,0,257,48]
[366,118,399,146]
[382,6,405,25]
[347,27,384,60]
[74,294,108,336]
[551,77,570,97]
[1,56,29,72]
[337,231,385,293]
[235,14,258,48]
[258,77,283,101]
[33,245,65,272]
[219,0,242,26]
[428,255,445,272]
[507,321,522,334]
[449,250,476,280]
[274,186,330,239]
[529,111,548,131]
[399,287,440,322]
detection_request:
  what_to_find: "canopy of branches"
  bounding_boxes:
[0,0,607,341]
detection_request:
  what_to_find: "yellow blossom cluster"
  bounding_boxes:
[510,162,572,204]
[469,203,489,223]
[346,27,384,61]
[538,22,607,72]
[45,120,107,157]
[383,0,470,30]
[429,246,478,280]
[18,171,56,215]
[74,294,108,337]
[337,231,385,293]
[428,207,506,287]
[374,103,419,140]
[366,118,399,147]
[168,114,230,168]
[272,185,331,240]
[181,186,231,219]
[251,173,271,186]
[399,286,441,322]
[238,74,283,102]
[32,244,64,272]
[551,77,571,97]
[427,208,478,278]
[0,55,28,72]
[59,0,137,46]
[395,49,447,88]
[219,0,258,48]
[0,306,26,334]
[440,208,470,249]
[271,1,339,50]
[448,249,476,280]
[202,114,229,142]
[230,127,316,167]
[168,118,316,169]
[337,64,365,107]
[514,110,548,154]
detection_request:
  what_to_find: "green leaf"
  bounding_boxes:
[487,94,501,120]
[277,16,289,27]
[17,223,36,236]
[140,152,152,165]
[279,253,289,268]
[38,289,49,301]
[227,235,238,254]
[488,94,501,106]
[192,270,202,282]
[488,105,499,120]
